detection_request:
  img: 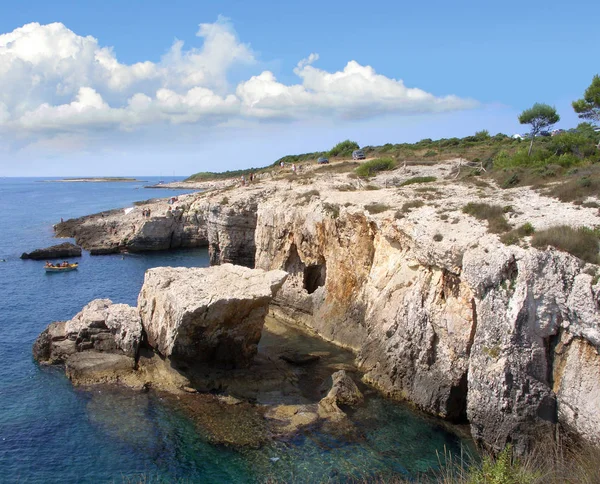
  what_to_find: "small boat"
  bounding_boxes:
[45,263,78,273]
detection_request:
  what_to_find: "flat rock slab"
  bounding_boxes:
[21,242,81,260]
[65,352,135,385]
[138,264,288,367]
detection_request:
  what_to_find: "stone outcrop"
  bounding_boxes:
[33,299,142,384]
[21,242,81,260]
[33,299,142,362]
[138,264,288,367]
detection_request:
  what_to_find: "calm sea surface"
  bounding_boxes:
[0,177,472,483]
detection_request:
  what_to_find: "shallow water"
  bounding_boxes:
[0,177,473,483]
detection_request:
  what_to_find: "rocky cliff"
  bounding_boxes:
[52,161,600,452]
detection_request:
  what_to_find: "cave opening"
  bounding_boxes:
[303,262,327,294]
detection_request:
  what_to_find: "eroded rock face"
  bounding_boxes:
[138,264,288,367]
[33,299,142,365]
[255,193,600,451]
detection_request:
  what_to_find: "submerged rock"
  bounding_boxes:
[138,264,288,367]
[21,242,81,260]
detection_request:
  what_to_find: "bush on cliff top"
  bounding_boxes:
[462,202,511,233]
[531,225,599,264]
[355,158,397,177]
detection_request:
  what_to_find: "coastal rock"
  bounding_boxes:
[65,352,136,385]
[21,242,81,260]
[138,264,288,367]
[33,299,142,364]
[318,370,363,420]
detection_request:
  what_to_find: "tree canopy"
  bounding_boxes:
[518,103,560,155]
[572,75,600,124]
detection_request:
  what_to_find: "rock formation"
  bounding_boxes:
[21,242,81,260]
[138,264,288,367]
[33,299,142,384]
[45,160,600,453]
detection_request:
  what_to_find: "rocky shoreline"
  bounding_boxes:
[39,159,600,454]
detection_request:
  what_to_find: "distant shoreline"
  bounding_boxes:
[42,177,146,183]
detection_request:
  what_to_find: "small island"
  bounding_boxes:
[45,177,145,183]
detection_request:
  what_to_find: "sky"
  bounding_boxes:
[0,0,598,176]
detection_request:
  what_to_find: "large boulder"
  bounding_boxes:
[33,299,142,364]
[21,242,81,260]
[138,264,288,367]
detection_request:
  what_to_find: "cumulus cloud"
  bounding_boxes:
[0,19,477,141]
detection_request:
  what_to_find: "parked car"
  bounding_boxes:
[317,157,329,164]
[551,129,565,136]
[352,149,366,160]
[539,131,551,137]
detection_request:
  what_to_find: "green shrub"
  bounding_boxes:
[532,225,599,264]
[220,197,229,205]
[355,158,397,177]
[322,202,340,219]
[423,150,438,157]
[328,139,360,158]
[474,129,491,141]
[433,233,443,242]
[402,200,424,212]
[469,445,539,484]
[364,184,381,190]
[364,203,390,214]
[544,174,600,203]
[462,202,511,233]
[500,223,535,245]
[400,176,437,186]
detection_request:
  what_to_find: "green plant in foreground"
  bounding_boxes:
[469,445,539,484]
[402,200,425,212]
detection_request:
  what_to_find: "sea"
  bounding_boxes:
[0,177,473,483]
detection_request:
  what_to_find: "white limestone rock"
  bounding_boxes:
[138,264,288,367]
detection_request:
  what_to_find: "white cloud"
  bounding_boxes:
[0,19,477,144]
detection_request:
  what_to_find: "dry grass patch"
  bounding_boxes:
[400,176,437,186]
[531,225,599,264]
[296,189,320,204]
[365,203,390,214]
[462,202,511,233]
[402,200,425,212]
[500,222,535,245]
[314,161,360,173]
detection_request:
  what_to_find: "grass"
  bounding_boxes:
[296,189,320,204]
[355,158,397,177]
[314,161,360,173]
[531,225,599,264]
[500,222,535,245]
[322,202,340,218]
[543,174,600,204]
[365,203,390,214]
[462,202,511,233]
[400,176,437,186]
[402,200,425,212]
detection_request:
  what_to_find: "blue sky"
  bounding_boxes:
[0,0,598,176]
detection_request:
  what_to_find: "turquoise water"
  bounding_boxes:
[0,178,472,483]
